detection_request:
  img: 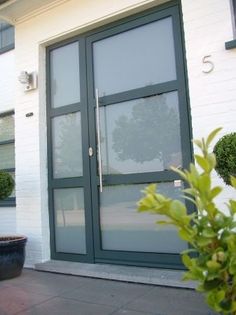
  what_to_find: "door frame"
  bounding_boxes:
[46,0,193,269]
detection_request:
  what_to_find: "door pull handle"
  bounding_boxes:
[95,88,103,193]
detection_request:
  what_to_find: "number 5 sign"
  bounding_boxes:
[202,55,214,73]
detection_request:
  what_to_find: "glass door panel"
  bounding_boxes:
[50,41,80,108]
[54,188,86,254]
[52,112,83,178]
[100,183,187,253]
[99,92,182,175]
[93,17,176,97]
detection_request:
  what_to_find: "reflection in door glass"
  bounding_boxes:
[100,183,187,253]
[93,17,176,96]
[52,112,83,178]
[54,188,86,254]
[100,92,182,175]
[50,42,80,108]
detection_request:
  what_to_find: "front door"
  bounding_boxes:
[47,4,192,268]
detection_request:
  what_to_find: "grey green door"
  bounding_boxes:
[47,3,192,268]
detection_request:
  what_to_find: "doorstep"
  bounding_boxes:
[35,260,196,289]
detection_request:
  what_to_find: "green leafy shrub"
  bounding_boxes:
[138,128,236,315]
[214,132,236,185]
[0,171,14,200]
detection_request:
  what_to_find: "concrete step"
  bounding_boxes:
[35,260,196,289]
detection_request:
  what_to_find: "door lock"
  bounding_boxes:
[88,147,93,157]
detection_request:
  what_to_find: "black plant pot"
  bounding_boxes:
[0,236,27,280]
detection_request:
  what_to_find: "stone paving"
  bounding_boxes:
[0,269,217,315]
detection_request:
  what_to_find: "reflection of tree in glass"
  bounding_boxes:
[112,94,181,168]
[0,115,14,142]
[54,113,83,178]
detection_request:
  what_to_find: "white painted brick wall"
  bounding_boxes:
[181,0,236,209]
[0,49,16,234]
[12,0,236,266]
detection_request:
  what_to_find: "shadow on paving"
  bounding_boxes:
[0,269,217,315]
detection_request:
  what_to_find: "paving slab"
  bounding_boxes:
[125,285,217,315]
[4,269,90,297]
[16,297,115,315]
[60,277,153,307]
[0,285,52,315]
[112,310,156,315]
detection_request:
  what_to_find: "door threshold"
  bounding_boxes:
[35,260,195,289]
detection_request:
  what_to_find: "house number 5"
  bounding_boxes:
[202,55,214,73]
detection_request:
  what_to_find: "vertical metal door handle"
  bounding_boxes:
[95,88,103,193]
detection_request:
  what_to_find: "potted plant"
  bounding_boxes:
[138,128,236,315]
[0,171,27,280]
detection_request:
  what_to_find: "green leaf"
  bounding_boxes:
[202,228,216,238]
[206,260,221,271]
[231,301,236,312]
[183,188,196,196]
[195,154,210,172]
[156,220,173,225]
[229,257,236,275]
[197,236,213,247]
[171,166,187,180]
[230,176,236,189]
[181,248,197,255]
[198,174,211,194]
[219,299,232,312]
[229,199,236,215]
[203,279,222,291]
[178,229,192,242]
[189,163,199,178]
[182,254,193,269]
[145,184,157,194]
[207,153,216,169]
[206,127,222,147]
[182,271,196,281]
[210,186,222,199]
[193,139,203,150]
[169,200,187,219]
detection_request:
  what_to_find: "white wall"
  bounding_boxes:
[0,49,16,235]
[181,0,236,208]
[13,0,236,266]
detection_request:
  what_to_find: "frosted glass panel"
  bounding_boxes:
[50,42,80,108]
[100,183,187,253]
[100,92,182,175]
[0,115,14,142]
[54,188,86,254]
[93,17,176,96]
[0,144,15,169]
[52,112,83,178]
